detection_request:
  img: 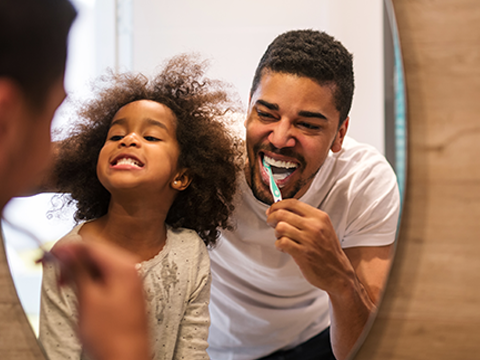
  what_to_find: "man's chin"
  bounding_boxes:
[251,183,274,205]
[252,176,310,204]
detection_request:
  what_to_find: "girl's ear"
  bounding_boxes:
[171,169,192,191]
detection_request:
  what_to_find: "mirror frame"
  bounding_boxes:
[353,0,480,359]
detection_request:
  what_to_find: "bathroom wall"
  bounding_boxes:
[353,1,480,358]
[130,0,385,153]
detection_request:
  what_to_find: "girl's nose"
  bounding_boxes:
[267,120,296,148]
[120,133,139,147]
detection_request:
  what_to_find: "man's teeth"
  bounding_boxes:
[264,155,297,169]
[116,158,141,167]
[272,173,287,181]
[263,155,297,182]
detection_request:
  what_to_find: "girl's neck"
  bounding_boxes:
[80,198,171,262]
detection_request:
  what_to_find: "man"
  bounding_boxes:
[207,30,400,360]
[0,1,150,360]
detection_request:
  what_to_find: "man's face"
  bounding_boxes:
[244,71,348,204]
[6,77,66,201]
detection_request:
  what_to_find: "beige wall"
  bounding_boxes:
[353,0,480,359]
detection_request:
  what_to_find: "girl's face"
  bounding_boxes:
[97,100,189,197]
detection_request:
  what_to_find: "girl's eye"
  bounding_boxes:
[144,136,160,142]
[109,135,124,141]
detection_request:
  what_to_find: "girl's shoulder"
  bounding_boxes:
[139,227,209,272]
[51,222,86,250]
[167,226,209,257]
[168,226,204,245]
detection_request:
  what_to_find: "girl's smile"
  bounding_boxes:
[96,100,187,196]
[110,154,145,169]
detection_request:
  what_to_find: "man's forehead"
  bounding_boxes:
[253,73,337,110]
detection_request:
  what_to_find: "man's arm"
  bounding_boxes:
[266,199,395,360]
[343,244,394,305]
[329,244,394,360]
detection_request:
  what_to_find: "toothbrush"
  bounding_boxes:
[263,158,282,203]
[2,216,103,280]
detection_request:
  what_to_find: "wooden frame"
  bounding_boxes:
[354,1,480,358]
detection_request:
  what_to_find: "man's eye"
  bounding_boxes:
[298,122,321,130]
[144,136,160,142]
[109,135,124,141]
[256,109,275,120]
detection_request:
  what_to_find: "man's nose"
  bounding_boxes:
[120,133,139,147]
[267,120,296,148]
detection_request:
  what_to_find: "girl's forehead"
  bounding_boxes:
[111,100,176,128]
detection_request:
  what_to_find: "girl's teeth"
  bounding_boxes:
[117,158,140,167]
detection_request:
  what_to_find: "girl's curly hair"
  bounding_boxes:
[53,54,243,247]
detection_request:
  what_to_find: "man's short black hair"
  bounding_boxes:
[0,0,77,109]
[250,29,354,125]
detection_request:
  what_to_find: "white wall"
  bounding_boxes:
[131,0,384,153]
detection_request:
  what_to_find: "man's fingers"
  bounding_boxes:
[51,243,98,286]
[273,220,302,243]
[267,207,305,230]
[50,241,139,288]
[266,198,312,217]
[275,236,303,257]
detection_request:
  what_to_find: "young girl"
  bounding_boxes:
[39,55,242,360]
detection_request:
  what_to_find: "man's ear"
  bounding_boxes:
[244,94,252,128]
[0,79,23,149]
[0,79,27,189]
[331,117,349,153]
[0,78,19,127]
[171,169,193,191]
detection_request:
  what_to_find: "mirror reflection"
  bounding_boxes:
[2,0,405,359]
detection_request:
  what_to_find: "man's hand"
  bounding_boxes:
[51,241,150,360]
[266,198,355,294]
[266,198,394,360]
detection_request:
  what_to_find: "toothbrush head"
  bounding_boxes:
[263,158,282,203]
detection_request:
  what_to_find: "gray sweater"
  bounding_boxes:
[39,224,211,360]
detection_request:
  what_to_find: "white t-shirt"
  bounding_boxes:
[207,136,400,360]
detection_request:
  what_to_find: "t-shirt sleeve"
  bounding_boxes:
[341,156,401,248]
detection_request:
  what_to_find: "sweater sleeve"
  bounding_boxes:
[38,257,84,360]
[172,243,211,360]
